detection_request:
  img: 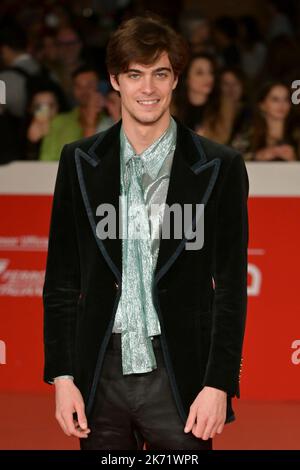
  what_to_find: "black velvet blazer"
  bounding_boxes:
[43,116,249,425]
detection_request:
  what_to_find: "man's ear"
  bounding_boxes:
[110,74,120,92]
[172,75,179,90]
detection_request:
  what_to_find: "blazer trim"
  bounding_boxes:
[88,129,108,165]
[154,157,221,284]
[75,147,122,283]
[85,291,122,416]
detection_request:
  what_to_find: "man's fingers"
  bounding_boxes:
[75,403,89,431]
[74,420,91,434]
[184,405,197,433]
[193,415,207,438]
[201,418,215,440]
[74,407,91,437]
[216,422,224,434]
[64,411,89,438]
[209,422,219,438]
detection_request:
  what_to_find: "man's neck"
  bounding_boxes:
[122,112,171,155]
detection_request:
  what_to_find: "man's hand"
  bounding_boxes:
[54,378,91,438]
[184,386,227,440]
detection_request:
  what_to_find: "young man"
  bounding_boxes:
[43,15,249,450]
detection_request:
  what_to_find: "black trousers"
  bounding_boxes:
[80,333,213,450]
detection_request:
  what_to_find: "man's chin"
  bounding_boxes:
[130,111,166,126]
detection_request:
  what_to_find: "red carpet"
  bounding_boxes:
[1,392,299,450]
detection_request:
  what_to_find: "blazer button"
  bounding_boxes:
[114,282,119,289]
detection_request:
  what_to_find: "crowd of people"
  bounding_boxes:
[1,0,300,164]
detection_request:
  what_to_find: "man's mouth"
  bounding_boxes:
[137,99,160,106]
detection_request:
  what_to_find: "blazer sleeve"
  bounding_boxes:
[202,152,249,398]
[43,143,81,384]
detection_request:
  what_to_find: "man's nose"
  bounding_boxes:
[140,76,156,94]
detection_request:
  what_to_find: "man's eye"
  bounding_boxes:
[156,73,167,78]
[129,74,140,79]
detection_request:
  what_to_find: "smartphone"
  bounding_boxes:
[34,103,51,120]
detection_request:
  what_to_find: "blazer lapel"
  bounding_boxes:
[74,118,220,287]
[75,120,122,283]
[154,119,221,284]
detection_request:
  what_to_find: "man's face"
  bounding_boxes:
[110,51,178,125]
[73,71,98,107]
[56,28,82,64]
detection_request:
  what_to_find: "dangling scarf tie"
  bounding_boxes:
[120,153,161,374]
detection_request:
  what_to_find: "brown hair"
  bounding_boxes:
[106,14,189,78]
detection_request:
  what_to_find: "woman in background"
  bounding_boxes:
[172,53,217,131]
[198,67,251,146]
[232,81,300,161]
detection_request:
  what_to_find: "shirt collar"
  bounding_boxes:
[120,116,177,180]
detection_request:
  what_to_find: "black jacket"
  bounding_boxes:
[43,117,249,425]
